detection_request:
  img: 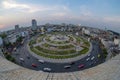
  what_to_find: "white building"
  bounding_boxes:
[41,27,45,34]
[82,28,90,35]
[88,38,91,42]
[20,31,29,37]
[85,29,90,35]
[114,38,120,46]
[76,32,79,36]
[101,39,114,48]
[7,34,17,44]
[91,33,98,37]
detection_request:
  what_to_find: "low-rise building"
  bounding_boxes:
[20,31,29,37]
[114,37,120,46]
[82,28,91,35]
[7,33,17,44]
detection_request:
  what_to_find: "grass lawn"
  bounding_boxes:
[31,47,89,59]
[29,33,90,59]
[35,46,76,55]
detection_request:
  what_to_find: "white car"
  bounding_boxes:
[64,65,71,69]
[19,58,24,61]
[91,56,95,60]
[86,57,90,61]
[38,60,44,63]
[43,68,51,72]
[13,47,17,51]
[87,54,90,57]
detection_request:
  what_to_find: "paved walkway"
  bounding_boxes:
[43,37,72,46]
[33,42,76,51]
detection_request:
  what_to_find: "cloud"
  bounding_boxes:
[1,0,53,13]
[1,0,69,13]
[2,0,38,13]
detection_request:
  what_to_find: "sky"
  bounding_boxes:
[0,0,120,33]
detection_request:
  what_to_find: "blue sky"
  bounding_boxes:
[0,0,120,32]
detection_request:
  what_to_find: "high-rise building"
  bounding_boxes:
[31,19,37,30]
[15,25,19,31]
[0,37,3,47]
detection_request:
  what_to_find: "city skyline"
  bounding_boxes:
[0,0,120,33]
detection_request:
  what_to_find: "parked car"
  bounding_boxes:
[38,60,45,63]
[78,64,84,68]
[19,58,24,62]
[43,68,51,72]
[87,54,90,57]
[86,57,90,61]
[32,63,37,67]
[89,62,94,66]
[64,65,71,69]
[91,56,95,60]
[69,62,75,65]
[13,47,17,51]
[27,56,30,59]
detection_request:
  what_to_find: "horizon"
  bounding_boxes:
[0,0,120,33]
[0,23,120,34]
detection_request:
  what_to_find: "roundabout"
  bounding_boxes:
[29,33,90,61]
[9,32,105,73]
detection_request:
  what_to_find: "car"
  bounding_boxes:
[19,58,24,62]
[69,62,75,65]
[87,54,90,57]
[89,62,94,66]
[32,63,37,67]
[43,68,51,72]
[64,65,71,69]
[13,47,17,51]
[91,56,95,60]
[78,64,85,68]
[38,60,44,63]
[78,64,84,68]
[27,56,30,59]
[86,57,90,61]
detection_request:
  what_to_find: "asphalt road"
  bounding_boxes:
[12,37,105,73]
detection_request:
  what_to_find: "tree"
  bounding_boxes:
[0,33,7,39]
[16,36,23,42]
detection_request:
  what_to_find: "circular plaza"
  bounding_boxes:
[10,31,105,73]
[28,32,91,63]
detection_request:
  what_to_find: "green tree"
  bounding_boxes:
[0,33,7,39]
[16,36,23,42]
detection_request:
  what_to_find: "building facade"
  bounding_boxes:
[15,25,19,31]
[31,19,37,30]
[0,37,3,46]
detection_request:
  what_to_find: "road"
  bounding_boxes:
[12,36,105,73]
